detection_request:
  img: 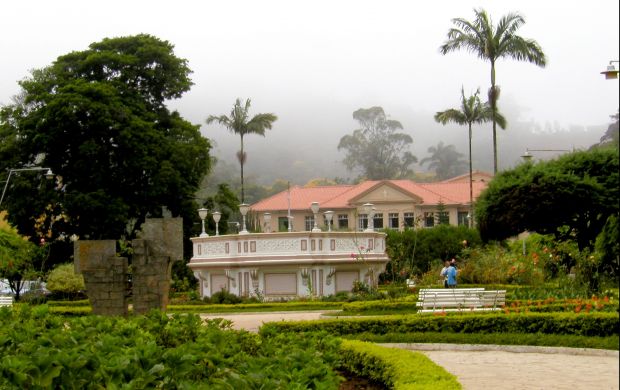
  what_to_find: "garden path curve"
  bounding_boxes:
[200,311,619,390]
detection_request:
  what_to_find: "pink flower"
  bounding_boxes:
[350,253,356,258]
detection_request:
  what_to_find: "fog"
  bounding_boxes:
[2,1,618,184]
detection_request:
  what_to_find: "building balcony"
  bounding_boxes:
[189,231,389,300]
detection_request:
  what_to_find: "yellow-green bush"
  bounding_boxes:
[340,340,461,389]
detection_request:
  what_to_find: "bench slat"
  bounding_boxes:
[416,288,506,312]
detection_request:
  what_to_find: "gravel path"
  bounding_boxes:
[200,311,620,390]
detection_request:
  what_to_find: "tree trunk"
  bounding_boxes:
[240,134,245,203]
[468,123,473,228]
[490,61,498,174]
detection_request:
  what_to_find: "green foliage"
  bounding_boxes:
[45,263,84,298]
[346,332,619,351]
[206,98,277,203]
[339,340,461,389]
[440,8,546,173]
[420,142,466,180]
[0,34,211,260]
[476,149,619,251]
[260,312,619,338]
[590,111,619,150]
[595,214,620,282]
[337,106,416,180]
[0,307,343,389]
[384,225,481,280]
[209,289,243,304]
[0,225,40,300]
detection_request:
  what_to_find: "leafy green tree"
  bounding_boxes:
[0,224,39,300]
[591,111,619,150]
[338,107,417,180]
[384,225,481,281]
[435,88,505,225]
[594,214,619,282]
[435,201,450,225]
[206,99,278,203]
[46,263,85,298]
[440,9,546,173]
[420,141,466,180]
[0,35,211,254]
[476,149,619,251]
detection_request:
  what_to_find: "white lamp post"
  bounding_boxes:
[239,203,250,234]
[363,203,374,232]
[0,167,54,207]
[263,212,272,233]
[198,208,209,237]
[310,202,321,232]
[324,211,334,232]
[212,211,221,236]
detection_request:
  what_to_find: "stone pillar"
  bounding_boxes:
[131,218,183,315]
[74,241,128,316]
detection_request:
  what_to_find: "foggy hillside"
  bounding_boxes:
[194,94,606,186]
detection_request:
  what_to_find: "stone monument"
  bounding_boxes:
[74,217,183,316]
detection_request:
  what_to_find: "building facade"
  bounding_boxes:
[250,172,492,232]
[189,231,389,299]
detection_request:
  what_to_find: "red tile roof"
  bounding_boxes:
[251,178,490,212]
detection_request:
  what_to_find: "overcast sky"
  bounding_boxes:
[1,0,619,178]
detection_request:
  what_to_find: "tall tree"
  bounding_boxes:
[434,88,505,226]
[420,142,466,180]
[440,9,546,173]
[0,35,211,250]
[338,107,416,180]
[476,149,619,251]
[0,223,40,300]
[206,99,277,203]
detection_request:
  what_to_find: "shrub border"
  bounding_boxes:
[339,339,461,389]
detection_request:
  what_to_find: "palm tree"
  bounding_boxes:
[440,9,546,173]
[420,141,467,181]
[207,99,277,203]
[434,88,506,227]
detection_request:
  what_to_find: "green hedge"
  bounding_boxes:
[0,306,343,388]
[260,312,619,337]
[339,340,461,389]
[345,332,619,350]
[168,301,344,313]
[342,301,420,313]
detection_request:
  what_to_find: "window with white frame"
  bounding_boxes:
[358,214,368,230]
[403,212,415,228]
[338,214,349,229]
[424,212,435,227]
[305,216,314,231]
[388,213,399,229]
[458,211,469,226]
[436,211,449,225]
[373,213,383,229]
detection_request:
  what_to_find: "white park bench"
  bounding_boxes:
[417,288,506,313]
[0,296,14,307]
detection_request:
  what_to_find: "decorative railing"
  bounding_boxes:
[191,231,386,260]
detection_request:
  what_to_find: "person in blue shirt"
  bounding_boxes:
[446,262,457,288]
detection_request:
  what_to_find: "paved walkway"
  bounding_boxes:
[200,311,620,390]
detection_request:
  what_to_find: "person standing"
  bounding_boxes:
[440,260,450,288]
[446,261,458,288]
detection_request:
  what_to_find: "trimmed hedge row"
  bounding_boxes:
[339,340,461,389]
[168,301,343,313]
[341,297,618,314]
[344,332,619,350]
[260,312,619,337]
